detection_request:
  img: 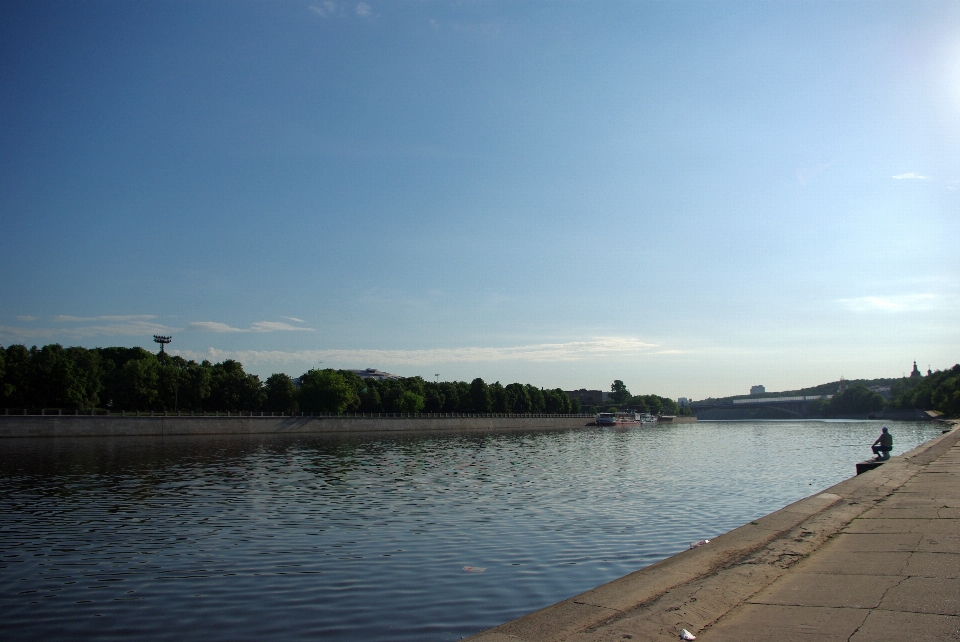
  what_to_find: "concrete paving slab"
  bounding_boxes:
[489,599,618,642]
[898,482,960,493]
[825,533,923,552]
[850,609,960,641]
[842,518,931,533]
[912,518,960,534]
[879,576,960,615]
[699,605,868,642]
[903,552,960,578]
[883,495,960,508]
[748,573,900,609]
[794,550,910,576]
[857,506,944,519]
[917,534,960,553]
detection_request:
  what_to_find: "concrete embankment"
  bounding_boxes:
[466,421,960,642]
[0,414,593,438]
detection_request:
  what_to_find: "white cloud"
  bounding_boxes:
[188,321,246,333]
[281,316,306,323]
[1,320,177,341]
[355,2,372,18]
[250,321,314,332]
[15,316,36,321]
[891,172,928,180]
[172,337,663,369]
[309,2,340,18]
[54,314,157,322]
[839,294,938,313]
[188,320,315,333]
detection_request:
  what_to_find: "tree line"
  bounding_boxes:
[0,344,584,414]
[800,367,960,416]
[607,380,683,415]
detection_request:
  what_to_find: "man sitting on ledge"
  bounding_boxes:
[872,426,893,461]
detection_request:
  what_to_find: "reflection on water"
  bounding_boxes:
[0,420,942,641]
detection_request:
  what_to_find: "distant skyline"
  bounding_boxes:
[2,1,959,399]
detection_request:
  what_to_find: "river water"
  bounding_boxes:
[0,420,943,641]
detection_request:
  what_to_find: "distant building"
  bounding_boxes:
[349,368,403,381]
[910,361,922,378]
[750,385,765,396]
[565,389,605,407]
[678,397,690,407]
[868,385,892,400]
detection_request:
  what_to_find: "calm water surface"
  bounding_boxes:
[0,420,942,641]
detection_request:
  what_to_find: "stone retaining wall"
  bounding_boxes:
[0,415,594,438]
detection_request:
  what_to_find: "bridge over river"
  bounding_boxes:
[689,394,833,418]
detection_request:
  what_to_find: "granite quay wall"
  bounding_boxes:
[0,413,595,438]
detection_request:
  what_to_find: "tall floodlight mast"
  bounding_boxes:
[153,335,172,353]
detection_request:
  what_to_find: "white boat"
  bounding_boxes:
[596,412,642,426]
[596,412,617,426]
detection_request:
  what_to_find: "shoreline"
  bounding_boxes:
[0,414,594,438]
[465,420,960,641]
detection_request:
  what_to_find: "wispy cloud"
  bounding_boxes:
[172,337,664,369]
[15,316,36,321]
[309,2,357,18]
[188,320,315,333]
[892,172,928,180]
[1,319,177,341]
[308,2,339,17]
[54,314,158,322]
[839,294,938,313]
[281,316,306,323]
[188,321,245,333]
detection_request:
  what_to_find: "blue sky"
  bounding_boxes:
[2,1,958,399]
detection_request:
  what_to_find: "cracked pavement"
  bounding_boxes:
[466,423,960,642]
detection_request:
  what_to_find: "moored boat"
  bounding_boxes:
[596,412,642,426]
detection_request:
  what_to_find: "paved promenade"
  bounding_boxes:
[468,422,960,642]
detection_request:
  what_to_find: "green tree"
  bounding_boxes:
[397,390,425,413]
[610,380,631,404]
[358,378,384,412]
[207,360,264,411]
[490,381,508,412]
[454,381,472,412]
[0,349,7,403]
[931,374,960,416]
[440,381,460,412]
[298,369,359,413]
[505,382,531,413]
[64,346,103,409]
[824,385,885,415]
[544,388,572,413]
[2,345,31,407]
[525,384,545,412]
[470,378,492,412]
[264,373,299,412]
[111,357,160,410]
[569,397,582,413]
[423,381,445,412]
